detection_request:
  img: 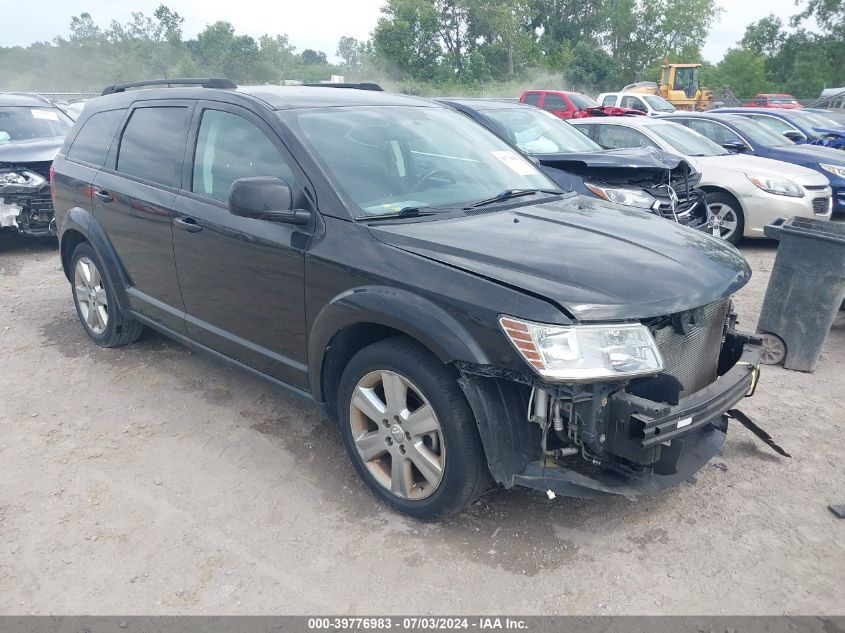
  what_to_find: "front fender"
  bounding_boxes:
[308,285,492,401]
[59,206,131,309]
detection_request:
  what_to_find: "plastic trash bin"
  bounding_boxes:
[757,217,845,371]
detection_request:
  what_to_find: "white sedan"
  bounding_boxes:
[570,116,832,243]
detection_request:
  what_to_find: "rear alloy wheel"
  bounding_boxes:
[70,242,144,347]
[74,256,109,335]
[337,337,488,519]
[705,192,745,244]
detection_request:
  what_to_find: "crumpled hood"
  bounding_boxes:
[815,127,845,138]
[369,195,750,321]
[0,137,64,165]
[535,146,693,182]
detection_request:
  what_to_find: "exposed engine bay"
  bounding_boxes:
[537,148,709,228]
[0,162,56,237]
[457,300,763,499]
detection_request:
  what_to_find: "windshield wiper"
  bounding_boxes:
[359,206,442,222]
[463,188,563,209]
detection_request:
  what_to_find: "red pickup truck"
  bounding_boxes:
[519,89,643,119]
[745,94,803,109]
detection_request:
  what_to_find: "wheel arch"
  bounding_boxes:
[700,186,744,213]
[310,286,491,419]
[59,206,131,309]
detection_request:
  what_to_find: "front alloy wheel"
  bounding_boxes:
[337,337,489,519]
[704,192,745,244]
[349,370,445,500]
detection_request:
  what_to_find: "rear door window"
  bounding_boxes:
[117,106,190,188]
[687,119,743,145]
[594,124,658,149]
[601,95,616,107]
[621,96,647,112]
[192,109,295,203]
[66,109,125,166]
[522,92,540,107]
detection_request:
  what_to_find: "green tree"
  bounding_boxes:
[713,48,773,98]
[301,49,328,65]
[372,0,441,80]
[566,42,619,91]
[740,15,785,56]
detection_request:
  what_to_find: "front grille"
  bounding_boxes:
[805,185,828,191]
[812,197,831,215]
[650,298,731,396]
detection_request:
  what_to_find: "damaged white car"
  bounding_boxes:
[0,93,72,237]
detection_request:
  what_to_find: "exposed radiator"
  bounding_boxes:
[651,298,731,396]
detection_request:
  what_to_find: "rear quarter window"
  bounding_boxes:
[117,106,190,188]
[66,109,126,166]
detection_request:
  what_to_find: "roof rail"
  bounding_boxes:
[101,78,237,96]
[302,82,384,91]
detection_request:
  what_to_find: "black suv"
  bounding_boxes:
[1,93,73,237]
[52,79,762,519]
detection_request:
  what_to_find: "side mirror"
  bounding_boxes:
[783,130,805,143]
[228,177,311,225]
[722,140,748,153]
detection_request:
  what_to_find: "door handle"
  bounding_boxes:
[174,216,203,233]
[94,190,113,203]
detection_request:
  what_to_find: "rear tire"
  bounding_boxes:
[705,192,745,244]
[70,242,143,347]
[337,336,488,520]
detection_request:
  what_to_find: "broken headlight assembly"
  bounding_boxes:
[499,316,664,382]
[584,182,657,210]
[0,169,46,188]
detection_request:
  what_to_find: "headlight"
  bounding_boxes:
[0,170,46,188]
[499,316,664,382]
[585,183,657,209]
[819,163,845,178]
[746,174,804,197]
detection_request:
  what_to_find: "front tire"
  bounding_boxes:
[70,242,143,347]
[705,192,745,244]
[337,337,488,519]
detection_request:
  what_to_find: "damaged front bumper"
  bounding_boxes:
[1,168,56,237]
[458,330,762,499]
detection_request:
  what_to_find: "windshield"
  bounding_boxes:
[643,95,675,112]
[483,107,603,155]
[281,106,555,216]
[569,93,598,109]
[648,122,729,156]
[727,116,793,147]
[0,106,72,143]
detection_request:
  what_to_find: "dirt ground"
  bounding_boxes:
[0,230,843,616]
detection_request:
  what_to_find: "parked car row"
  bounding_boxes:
[35,79,773,518]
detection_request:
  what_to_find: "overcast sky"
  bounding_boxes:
[0,0,808,64]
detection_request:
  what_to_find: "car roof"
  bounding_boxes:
[661,112,746,124]
[83,85,436,114]
[713,107,793,116]
[437,98,530,112]
[570,115,670,128]
[0,92,56,108]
